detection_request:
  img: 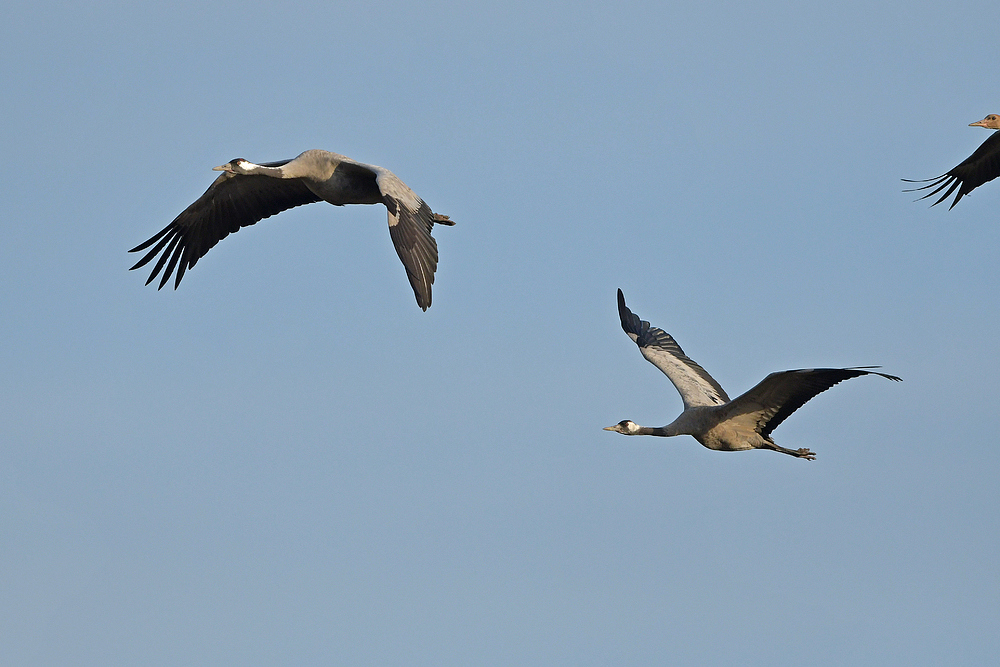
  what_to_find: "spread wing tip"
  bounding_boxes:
[616,289,654,345]
[616,288,634,335]
[845,366,902,382]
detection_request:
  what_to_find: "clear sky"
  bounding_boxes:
[2,0,997,664]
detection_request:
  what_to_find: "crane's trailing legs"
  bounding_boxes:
[760,441,816,460]
[606,289,900,461]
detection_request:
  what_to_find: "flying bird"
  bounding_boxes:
[903,114,1000,209]
[129,150,454,310]
[604,289,900,460]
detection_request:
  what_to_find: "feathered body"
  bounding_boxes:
[130,150,454,310]
[605,290,900,460]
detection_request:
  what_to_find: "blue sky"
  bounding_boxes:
[2,1,998,664]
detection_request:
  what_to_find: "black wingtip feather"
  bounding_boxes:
[129,229,175,271]
[131,165,324,292]
[150,235,181,289]
[616,288,630,332]
[160,241,185,290]
[615,289,652,344]
[758,367,901,438]
[931,179,961,207]
[128,225,172,254]
[843,366,902,382]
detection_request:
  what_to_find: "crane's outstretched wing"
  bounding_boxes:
[723,367,901,438]
[366,165,454,311]
[129,159,321,289]
[903,131,1000,209]
[616,289,729,409]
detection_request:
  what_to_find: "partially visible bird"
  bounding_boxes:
[129,150,454,310]
[604,289,900,460]
[903,114,1000,209]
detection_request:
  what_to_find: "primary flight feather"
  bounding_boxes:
[129,150,454,310]
[605,289,900,460]
[903,114,1000,209]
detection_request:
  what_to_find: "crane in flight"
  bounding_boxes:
[130,150,454,310]
[903,114,1000,209]
[604,290,900,460]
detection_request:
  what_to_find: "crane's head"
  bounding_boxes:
[603,420,639,435]
[213,158,252,174]
[969,114,1000,130]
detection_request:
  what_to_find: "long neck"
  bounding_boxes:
[633,424,679,437]
[241,162,288,177]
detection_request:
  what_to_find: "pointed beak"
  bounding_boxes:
[213,164,233,173]
[603,426,616,431]
[970,118,990,128]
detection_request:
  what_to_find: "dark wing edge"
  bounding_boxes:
[752,367,901,439]
[903,131,1000,209]
[129,172,321,289]
[616,289,731,403]
[385,198,443,311]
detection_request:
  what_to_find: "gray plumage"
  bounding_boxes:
[129,150,454,310]
[605,289,900,460]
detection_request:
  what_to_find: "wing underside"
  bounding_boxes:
[616,289,729,409]
[129,167,321,289]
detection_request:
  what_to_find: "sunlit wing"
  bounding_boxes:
[616,289,729,409]
[723,367,901,437]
